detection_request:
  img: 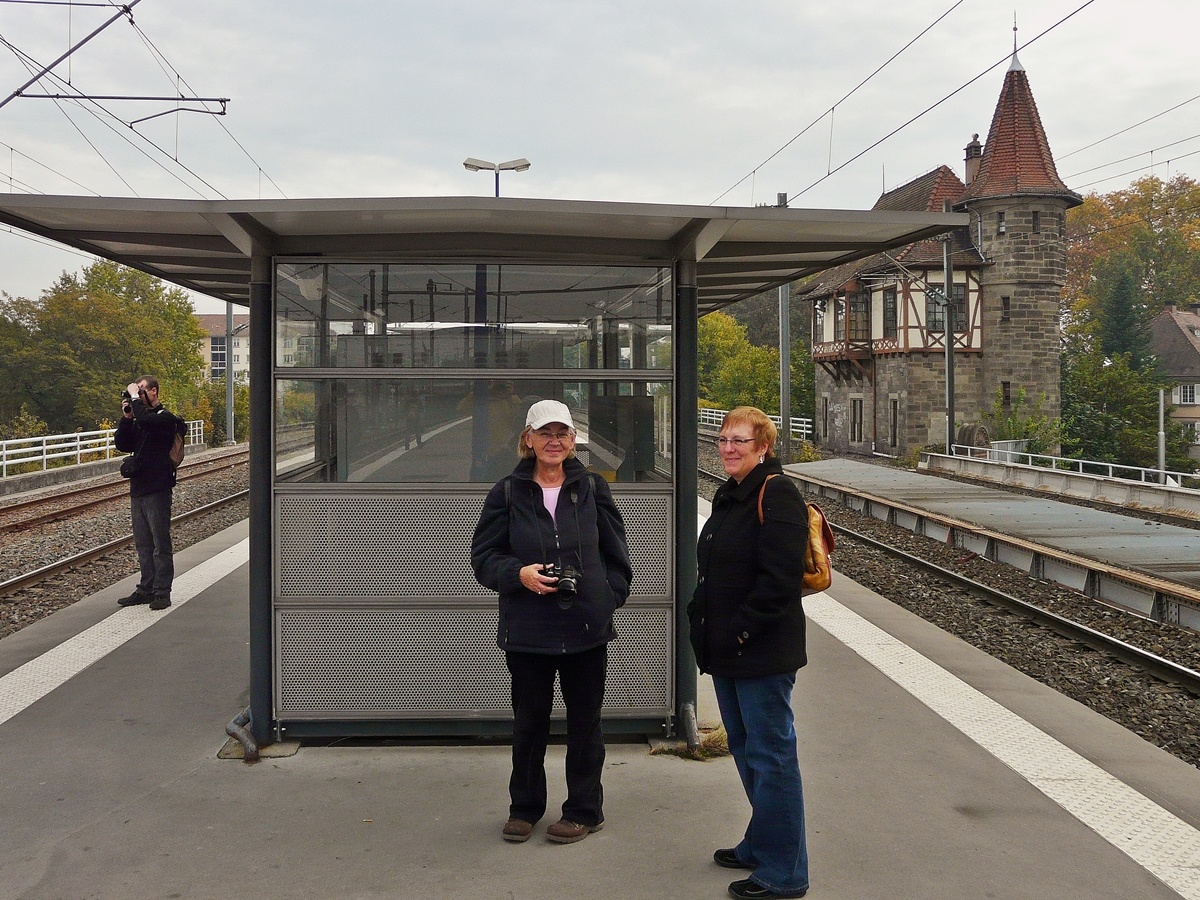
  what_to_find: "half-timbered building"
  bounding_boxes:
[798,55,1082,456]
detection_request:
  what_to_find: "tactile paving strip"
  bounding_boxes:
[806,592,1200,899]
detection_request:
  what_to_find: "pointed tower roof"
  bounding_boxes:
[957,58,1082,207]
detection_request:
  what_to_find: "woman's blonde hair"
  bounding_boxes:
[721,406,777,457]
[517,425,578,460]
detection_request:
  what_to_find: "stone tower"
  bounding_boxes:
[956,53,1081,426]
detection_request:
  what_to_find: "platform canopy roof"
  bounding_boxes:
[0,195,964,313]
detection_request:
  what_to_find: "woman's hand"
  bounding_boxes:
[519,563,559,595]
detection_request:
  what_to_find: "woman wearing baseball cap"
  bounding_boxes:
[471,399,632,845]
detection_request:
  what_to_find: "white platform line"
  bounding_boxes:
[806,592,1200,899]
[0,538,249,728]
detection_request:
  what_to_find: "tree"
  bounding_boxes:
[697,311,782,413]
[1061,349,1195,471]
[1,261,207,433]
[1093,253,1152,368]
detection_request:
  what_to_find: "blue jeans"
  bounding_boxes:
[713,672,809,895]
[131,490,174,595]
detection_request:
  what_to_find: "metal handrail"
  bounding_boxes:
[699,407,813,442]
[1,420,206,478]
[949,443,1200,492]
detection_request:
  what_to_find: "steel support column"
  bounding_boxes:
[248,253,273,745]
[674,259,699,732]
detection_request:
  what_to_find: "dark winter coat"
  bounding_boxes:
[115,399,185,497]
[471,456,633,655]
[688,457,809,678]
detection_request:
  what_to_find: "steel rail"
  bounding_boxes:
[0,490,248,598]
[833,522,1200,698]
[699,465,1200,697]
[0,450,249,525]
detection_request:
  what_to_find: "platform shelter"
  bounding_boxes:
[0,195,961,743]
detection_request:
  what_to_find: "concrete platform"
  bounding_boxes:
[2,521,1200,899]
[790,458,1200,590]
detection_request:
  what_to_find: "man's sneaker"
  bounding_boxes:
[117,589,153,607]
[148,593,172,611]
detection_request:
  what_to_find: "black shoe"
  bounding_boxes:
[715,848,754,869]
[728,878,806,899]
[148,593,172,611]
[118,589,153,607]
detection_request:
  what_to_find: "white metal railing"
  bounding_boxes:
[950,443,1200,492]
[1,420,205,478]
[699,407,813,442]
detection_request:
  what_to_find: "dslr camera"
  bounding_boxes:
[542,562,581,608]
[121,389,135,413]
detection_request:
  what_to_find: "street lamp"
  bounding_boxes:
[463,157,531,197]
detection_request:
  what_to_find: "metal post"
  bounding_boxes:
[675,259,699,735]
[225,301,235,445]
[779,281,791,463]
[248,252,273,746]
[943,199,956,451]
[1159,388,1167,483]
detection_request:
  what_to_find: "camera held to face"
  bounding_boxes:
[542,562,581,609]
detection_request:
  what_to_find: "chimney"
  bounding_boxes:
[1166,300,1177,312]
[964,133,982,186]
[1190,301,1200,314]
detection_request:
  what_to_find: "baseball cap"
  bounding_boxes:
[526,399,574,431]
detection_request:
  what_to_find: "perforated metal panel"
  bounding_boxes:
[276,605,672,718]
[276,490,671,598]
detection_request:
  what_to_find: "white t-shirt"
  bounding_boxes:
[541,485,561,524]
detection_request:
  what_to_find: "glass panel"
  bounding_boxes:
[848,292,870,341]
[275,378,672,484]
[275,263,672,370]
[882,287,897,338]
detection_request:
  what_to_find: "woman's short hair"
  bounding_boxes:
[517,425,577,460]
[721,406,777,457]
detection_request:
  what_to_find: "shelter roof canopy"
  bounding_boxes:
[0,195,963,312]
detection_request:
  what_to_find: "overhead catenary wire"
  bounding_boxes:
[1063,132,1200,181]
[1072,146,1200,191]
[0,139,100,194]
[1059,93,1200,161]
[711,0,967,205]
[0,33,223,198]
[785,0,1097,205]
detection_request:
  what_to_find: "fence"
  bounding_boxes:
[950,443,1200,492]
[1,420,206,478]
[699,407,813,442]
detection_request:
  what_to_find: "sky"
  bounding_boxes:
[0,0,1197,313]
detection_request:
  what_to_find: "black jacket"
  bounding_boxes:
[688,457,809,678]
[115,399,185,497]
[471,456,633,655]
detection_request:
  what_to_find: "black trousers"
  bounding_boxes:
[505,644,607,827]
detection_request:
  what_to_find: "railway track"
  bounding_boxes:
[699,465,1200,698]
[0,490,249,599]
[0,448,248,532]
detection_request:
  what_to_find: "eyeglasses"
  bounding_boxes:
[534,430,573,442]
[717,437,756,447]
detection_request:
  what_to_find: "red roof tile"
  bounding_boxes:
[873,166,965,213]
[958,58,1081,206]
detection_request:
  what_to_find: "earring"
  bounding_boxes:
[759,454,765,464]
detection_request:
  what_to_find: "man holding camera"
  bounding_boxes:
[115,376,186,611]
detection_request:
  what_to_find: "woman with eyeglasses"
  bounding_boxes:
[689,406,811,899]
[471,399,632,846]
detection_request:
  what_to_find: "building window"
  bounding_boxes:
[834,295,846,341]
[883,287,897,338]
[822,397,829,439]
[850,398,863,443]
[210,335,226,376]
[233,355,240,364]
[848,291,870,341]
[1031,210,1040,233]
[997,211,1006,235]
[1182,384,1197,405]
[1001,296,1011,322]
[813,301,825,341]
[1002,381,1012,406]
[926,283,966,333]
[284,339,294,349]
[890,399,899,447]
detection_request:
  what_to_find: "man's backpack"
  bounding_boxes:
[169,426,186,469]
[757,473,836,593]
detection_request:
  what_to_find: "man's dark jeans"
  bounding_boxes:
[131,490,173,595]
[505,644,607,827]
